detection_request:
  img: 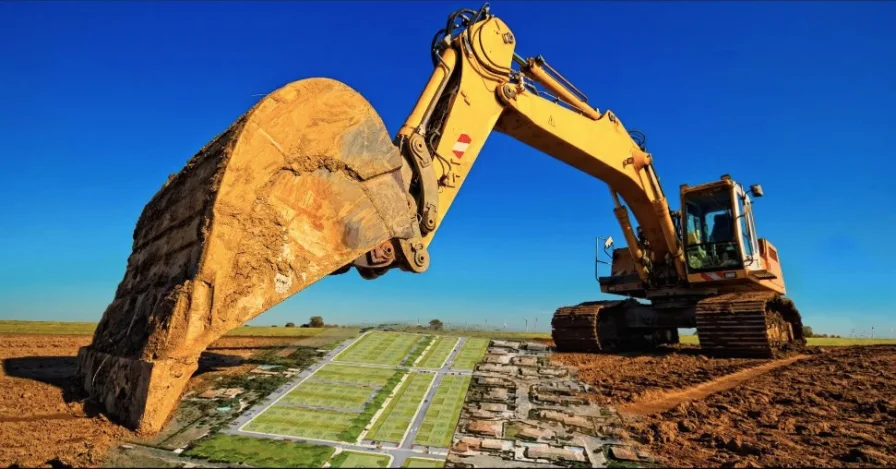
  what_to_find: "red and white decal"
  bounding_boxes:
[700,272,724,281]
[700,271,738,281]
[452,133,472,158]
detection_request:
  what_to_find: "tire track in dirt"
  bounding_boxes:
[619,354,808,417]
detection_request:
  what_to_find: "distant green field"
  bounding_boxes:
[334,332,422,366]
[403,458,445,468]
[184,434,334,468]
[413,375,470,448]
[417,337,458,369]
[367,372,434,443]
[451,338,489,370]
[680,334,896,346]
[226,327,330,337]
[0,320,358,337]
[0,320,97,335]
[329,451,390,468]
[390,326,551,341]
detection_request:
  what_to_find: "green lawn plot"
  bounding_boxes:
[367,372,435,443]
[184,434,335,468]
[402,335,434,367]
[413,375,471,448]
[329,451,391,468]
[334,332,422,366]
[278,381,373,412]
[307,363,397,387]
[242,406,357,441]
[450,338,489,370]
[416,337,458,369]
[403,458,446,468]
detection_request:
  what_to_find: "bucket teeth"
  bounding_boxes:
[77,78,416,433]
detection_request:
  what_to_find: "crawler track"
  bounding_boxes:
[696,292,804,358]
[551,301,625,352]
[551,300,678,352]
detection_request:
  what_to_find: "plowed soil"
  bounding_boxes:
[552,345,770,406]
[0,334,303,468]
[556,345,896,467]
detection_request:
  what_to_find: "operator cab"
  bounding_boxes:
[681,175,762,275]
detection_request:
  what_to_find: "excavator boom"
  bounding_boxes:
[78,3,803,434]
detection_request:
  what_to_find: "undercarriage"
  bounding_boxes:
[551,292,805,358]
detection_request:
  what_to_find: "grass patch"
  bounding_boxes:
[403,457,445,468]
[280,381,373,412]
[329,450,390,468]
[243,406,358,441]
[413,375,470,448]
[334,332,422,366]
[183,434,334,467]
[417,337,458,369]
[336,370,404,442]
[451,338,489,370]
[680,335,896,346]
[367,372,434,443]
[243,370,402,442]
[402,335,434,367]
[309,364,397,387]
[386,326,551,341]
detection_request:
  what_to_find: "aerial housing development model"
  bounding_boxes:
[225,331,487,468]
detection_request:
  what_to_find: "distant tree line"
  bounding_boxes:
[802,325,841,339]
[279,316,350,328]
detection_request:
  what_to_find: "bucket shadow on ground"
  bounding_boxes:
[3,351,248,409]
[2,356,90,409]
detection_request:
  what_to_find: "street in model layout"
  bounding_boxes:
[223,331,482,468]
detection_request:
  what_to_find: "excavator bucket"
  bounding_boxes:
[76,78,415,434]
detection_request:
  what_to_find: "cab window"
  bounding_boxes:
[683,188,743,272]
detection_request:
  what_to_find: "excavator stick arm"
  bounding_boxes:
[391,6,686,284]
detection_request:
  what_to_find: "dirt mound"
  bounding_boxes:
[552,345,769,405]
[627,345,896,467]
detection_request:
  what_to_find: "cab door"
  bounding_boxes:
[735,185,762,271]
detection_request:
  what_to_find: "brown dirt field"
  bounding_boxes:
[552,345,770,406]
[0,334,304,468]
[554,345,895,467]
[627,345,896,467]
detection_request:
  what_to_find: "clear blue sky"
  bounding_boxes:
[1,1,894,336]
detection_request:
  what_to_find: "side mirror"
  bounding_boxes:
[604,236,614,251]
[749,184,764,198]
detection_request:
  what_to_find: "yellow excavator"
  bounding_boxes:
[78,3,804,433]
